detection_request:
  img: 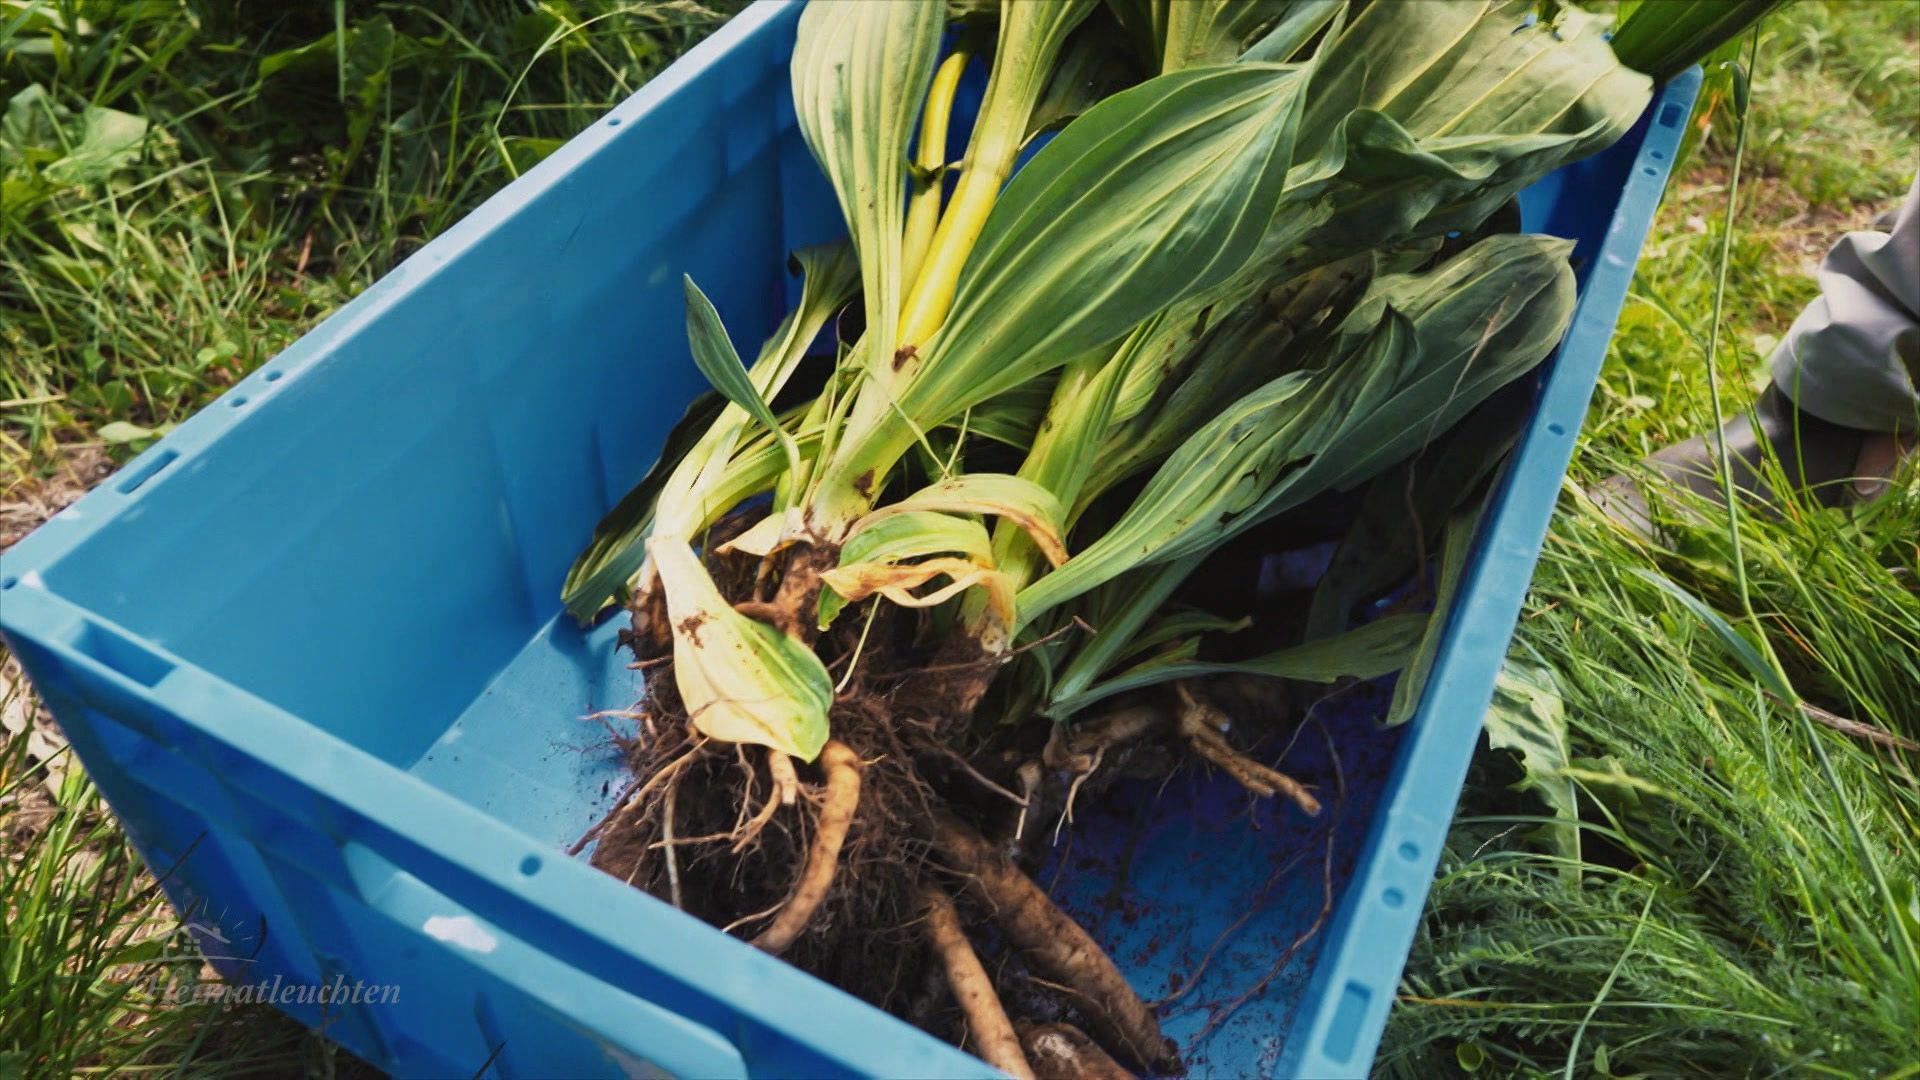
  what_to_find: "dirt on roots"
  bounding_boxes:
[584,540,1184,1073]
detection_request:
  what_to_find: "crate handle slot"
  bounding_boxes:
[116,448,180,494]
[71,621,178,688]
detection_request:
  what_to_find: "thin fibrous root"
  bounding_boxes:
[1012,761,1043,847]
[730,747,797,854]
[921,885,1035,1080]
[1017,1021,1134,1080]
[1175,684,1320,817]
[732,785,782,854]
[661,766,684,908]
[1054,746,1103,846]
[751,741,861,955]
[933,813,1178,1074]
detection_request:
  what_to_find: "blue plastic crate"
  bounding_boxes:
[0,2,1698,1074]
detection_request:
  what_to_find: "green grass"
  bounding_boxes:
[1383,2,1920,1075]
[0,696,363,1077]
[1381,479,1920,1078]
[2,1,1916,1076]
[1,0,729,492]
[1,2,723,1072]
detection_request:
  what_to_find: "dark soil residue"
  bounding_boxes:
[580,532,1210,1073]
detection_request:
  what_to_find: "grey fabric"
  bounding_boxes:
[1769,175,1920,433]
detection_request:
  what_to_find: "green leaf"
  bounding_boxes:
[97,421,156,444]
[1387,503,1483,727]
[1300,1,1648,153]
[1119,608,1250,664]
[857,474,1071,570]
[1020,234,1574,623]
[651,538,832,761]
[1307,405,1522,637]
[1609,0,1782,80]
[560,392,723,623]
[500,136,566,174]
[1107,0,1301,74]
[898,60,1313,427]
[566,245,857,620]
[1045,612,1428,719]
[683,275,797,477]
[1240,0,1346,64]
[42,106,147,185]
[1483,656,1581,871]
[841,511,993,568]
[1024,16,1143,142]
[1631,568,1795,698]
[820,511,993,628]
[1276,1,1651,261]
[1047,553,1206,712]
[986,320,1168,595]
[651,244,858,543]
[790,0,945,373]
[1087,255,1369,504]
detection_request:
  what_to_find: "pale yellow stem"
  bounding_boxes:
[901,50,970,296]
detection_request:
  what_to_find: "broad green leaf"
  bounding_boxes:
[1300,1,1648,152]
[1044,612,1428,719]
[842,510,994,568]
[1,84,60,168]
[1158,0,1296,72]
[1018,234,1574,623]
[1302,236,1575,492]
[1240,0,1346,64]
[42,106,147,185]
[1609,0,1781,80]
[856,474,1070,569]
[96,421,156,444]
[1264,1,1650,266]
[901,61,1312,425]
[651,538,832,761]
[1483,656,1581,873]
[1086,254,1369,505]
[816,53,1337,532]
[791,0,944,376]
